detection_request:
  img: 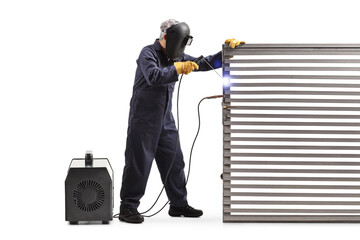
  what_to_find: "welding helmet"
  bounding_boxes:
[165,22,193,61]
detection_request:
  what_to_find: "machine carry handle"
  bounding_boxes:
[85,151,93,167]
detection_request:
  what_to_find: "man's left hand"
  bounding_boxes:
[225,38,245,48]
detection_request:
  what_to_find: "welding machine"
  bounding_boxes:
[65,151,113,224]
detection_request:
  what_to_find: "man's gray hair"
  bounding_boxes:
[159,19,179,40]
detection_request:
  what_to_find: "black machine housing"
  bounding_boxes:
[65,152,113,224]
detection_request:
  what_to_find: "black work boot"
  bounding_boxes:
[119,207,144,224]
[168,205,203,217]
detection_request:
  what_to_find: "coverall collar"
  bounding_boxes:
[154,39,163,52]
[154,39,173,62]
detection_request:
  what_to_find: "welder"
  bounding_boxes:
[119,19,244,224]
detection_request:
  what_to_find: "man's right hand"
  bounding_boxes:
[174,61,199,75]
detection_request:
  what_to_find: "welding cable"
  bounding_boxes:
[185,55,224,183]
[186,95,224,184]
[141,94,223,218]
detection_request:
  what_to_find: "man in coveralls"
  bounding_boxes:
[119,19,243,223]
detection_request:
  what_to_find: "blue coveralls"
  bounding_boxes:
[120,39,222,209]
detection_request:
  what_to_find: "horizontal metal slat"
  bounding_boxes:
[223,176,360,181]
[226,98,360,103]
[224,208,360,213]
[229,145,360,150]
[224,200,360,205]
[226,129,360,134]
[228,136,360,142]
[224,168,360,174]
[224,50,360,55]
[227,113,360,119]
[224,59,360,64]
[229,75,360,80]
[227,137,360,142]
[223,160,360,166]
[226,152,360,158]
[224,106,360,111]
[227,90,360,96]
[223,44,360,48]
[224,121,360,126]
[225,67,360,71]
[224,52,360,56]
[223,215,360,223]
[229,83,360,88]
[224,183,360,189]
[224,192,360,197]
[223,49,360,56]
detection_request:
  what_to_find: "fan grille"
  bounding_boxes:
[73,180,105,212]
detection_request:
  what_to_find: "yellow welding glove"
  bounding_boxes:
[225,38,245,48]
[174,61,199,75]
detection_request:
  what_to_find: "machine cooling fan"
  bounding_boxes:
[65,151,113,224]
[73,179,105,212]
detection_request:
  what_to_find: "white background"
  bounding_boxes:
[1,0,360,239]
